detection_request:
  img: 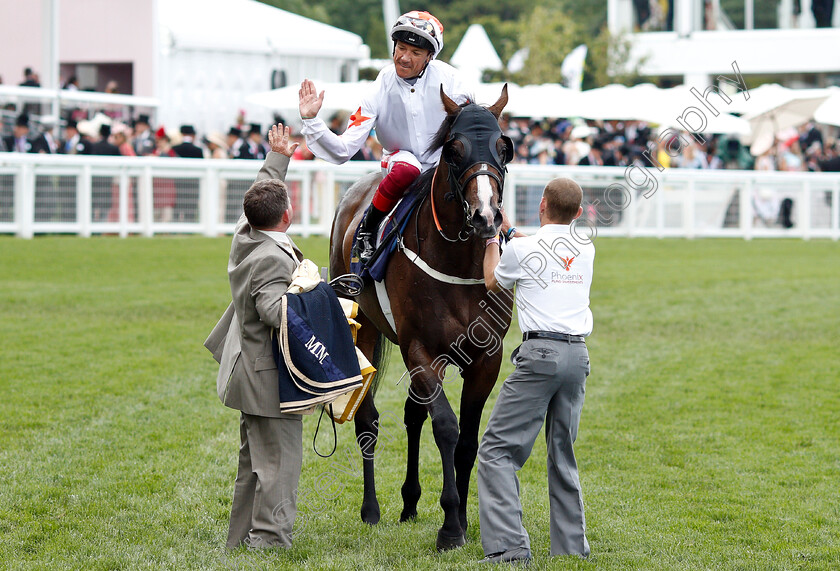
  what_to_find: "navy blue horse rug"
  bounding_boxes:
[272,282,363,413]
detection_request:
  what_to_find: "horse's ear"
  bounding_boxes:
[440,85,461,116]
[488,83,509,119]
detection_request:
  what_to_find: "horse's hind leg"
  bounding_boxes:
[399,394,428,522]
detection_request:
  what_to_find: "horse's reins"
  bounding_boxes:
[429,168,468,242]
[431,158,508,243]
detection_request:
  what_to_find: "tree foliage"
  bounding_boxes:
[512,6,580,85]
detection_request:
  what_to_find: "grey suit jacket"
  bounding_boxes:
[204,152,303,418]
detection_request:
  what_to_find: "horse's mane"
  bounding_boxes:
[426,96,475,155]
[406,168,434,196]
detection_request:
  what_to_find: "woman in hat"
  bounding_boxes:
[153,126,176,222]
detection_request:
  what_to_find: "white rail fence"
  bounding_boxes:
[1,154,838,240]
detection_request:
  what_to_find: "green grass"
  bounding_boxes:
[1,236,838,570]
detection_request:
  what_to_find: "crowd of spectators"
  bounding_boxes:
[500,115,840,173]
[0,106,387,163]
[1,80,838,173]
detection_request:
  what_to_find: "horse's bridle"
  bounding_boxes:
[437,104,514,242]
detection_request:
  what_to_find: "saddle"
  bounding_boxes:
[350,183,430,282]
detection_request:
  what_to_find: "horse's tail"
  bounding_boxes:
[370,331,392,397]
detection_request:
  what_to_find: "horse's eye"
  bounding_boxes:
[497,136,514,164]
[496,140,508,163]
[443,140,464,165]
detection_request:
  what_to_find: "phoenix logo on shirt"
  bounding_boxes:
[559,256,575,271]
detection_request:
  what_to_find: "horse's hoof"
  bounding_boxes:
[361,504,380,525]
[399,508,417,523]
[435,529,466,552]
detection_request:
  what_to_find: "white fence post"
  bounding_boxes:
[301,173,312,238]
[79,164,92,238]
[15,163,34,239]
[119,172,129,238]
[323,169,335,237]
[833,180,839,242]
[203,167,219,237]
[685,178,695,240]
[504,171,517,227]
[801,180,811,241]
[626,188,637,238]
[655,181,665,239]
[740,178,753,241]
[140,165,153,237]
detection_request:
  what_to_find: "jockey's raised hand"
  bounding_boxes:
[298,79,325,120]
[268,124,298,157]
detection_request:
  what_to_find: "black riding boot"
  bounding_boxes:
[356,204,388,266]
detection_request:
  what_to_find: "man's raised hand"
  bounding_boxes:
[268,124,298,157]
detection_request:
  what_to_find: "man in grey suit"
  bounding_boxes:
[205,124,304,549]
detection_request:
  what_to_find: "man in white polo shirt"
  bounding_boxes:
[477,177,594,564]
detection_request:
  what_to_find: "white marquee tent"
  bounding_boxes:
[450,24,503,85]
[157,0,370,134]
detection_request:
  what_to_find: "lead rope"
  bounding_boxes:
[313,404,338,458]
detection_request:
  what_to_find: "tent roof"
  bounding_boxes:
[159,0,369,59]
[450,24,503,83]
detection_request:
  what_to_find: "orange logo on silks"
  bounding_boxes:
[559,256,575,271]
[349,107,371,128]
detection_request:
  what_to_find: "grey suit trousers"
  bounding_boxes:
[477,338,590,558]
[226,412,303,549]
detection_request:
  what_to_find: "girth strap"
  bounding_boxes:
[397,237,485,286]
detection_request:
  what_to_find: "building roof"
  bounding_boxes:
[159,0,369,59]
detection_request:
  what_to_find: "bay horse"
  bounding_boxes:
[329,85,514,551]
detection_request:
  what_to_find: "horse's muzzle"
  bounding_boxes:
[471,209,501,239]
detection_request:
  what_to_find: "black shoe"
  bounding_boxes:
[479,547,532,565]
[357,228,376,266]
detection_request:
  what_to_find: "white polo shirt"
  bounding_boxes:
[494,224,595,336]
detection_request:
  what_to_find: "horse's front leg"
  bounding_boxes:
[404,343,464,551]
[400,394,427,522]
[354,389,380,525]
[353,317,382,525]
[454,357,502,535]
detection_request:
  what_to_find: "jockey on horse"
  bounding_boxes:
[298,10,473,265]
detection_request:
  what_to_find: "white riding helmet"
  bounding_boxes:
[391,11,444,58]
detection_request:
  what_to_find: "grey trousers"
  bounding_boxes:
[226,411,303,549]
[477,338,590,558]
